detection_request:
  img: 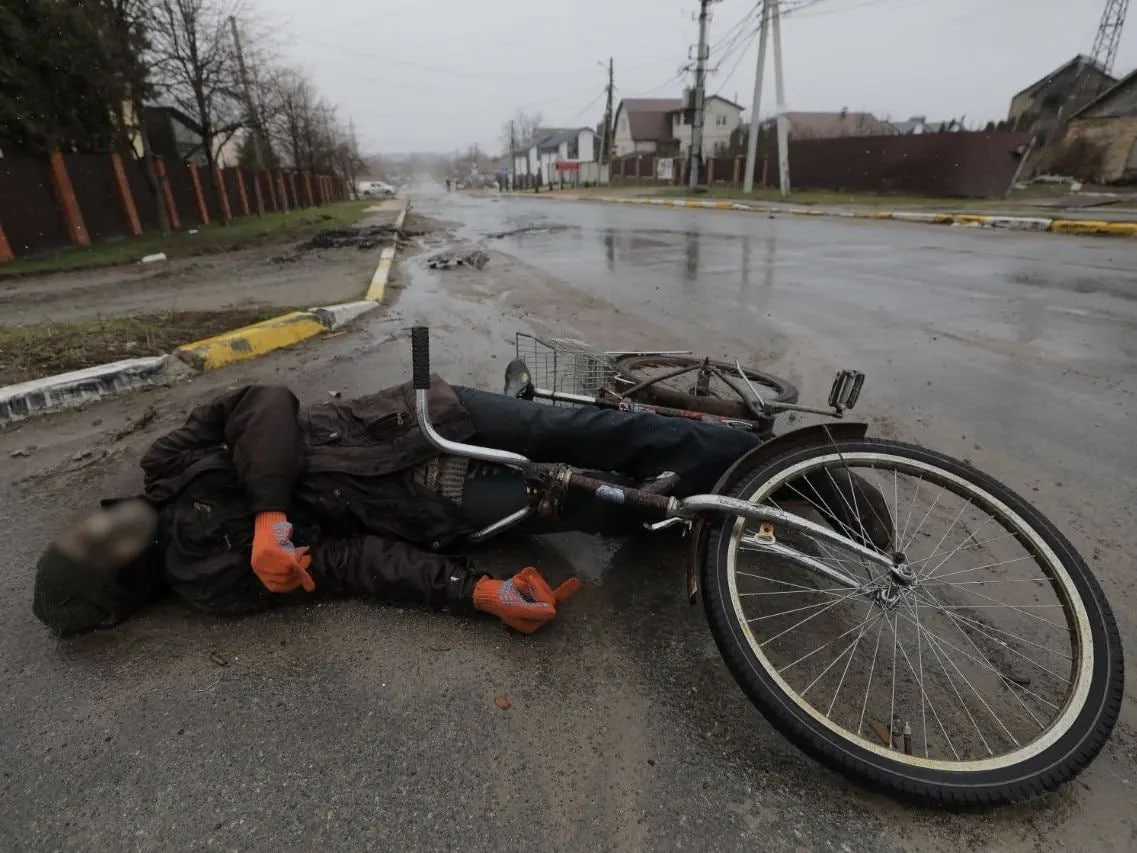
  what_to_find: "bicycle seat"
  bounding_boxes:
[503,358,535,400]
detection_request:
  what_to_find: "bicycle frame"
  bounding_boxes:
[411,327,890,592]
[529,386,761,431]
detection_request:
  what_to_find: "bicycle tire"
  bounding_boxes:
[614,355,798,419]
[701,437,1123,806]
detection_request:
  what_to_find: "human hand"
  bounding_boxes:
[472,566,581,634]
[251,512,316,594]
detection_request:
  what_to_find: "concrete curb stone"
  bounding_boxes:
[0,356,169,426]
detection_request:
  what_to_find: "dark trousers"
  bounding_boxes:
[454,387,763,534]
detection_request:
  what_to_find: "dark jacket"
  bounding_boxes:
[134,379,481,614]
[142,377,475,543]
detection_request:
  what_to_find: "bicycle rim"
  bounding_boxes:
[723,450,1093,773]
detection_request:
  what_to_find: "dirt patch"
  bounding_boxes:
[0,308,289,385]
[300,224,399,251]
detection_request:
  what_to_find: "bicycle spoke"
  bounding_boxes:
[827,602,880,717]
[914,498,972,582]
[780,603,880,674]
[897,474,924,553]
[894,602,1059,719]
[918,610,995,756]
[799,606,881,701]
[906,530,1017,570]
[913,516,998,580]
[887,612,958,760]
[918,582,1069,630]
[902,486,945,556]
[914,592,1072,682]
[857,613,888,738]
[759,588,865,647]
[930,555,1036,582]
[913,594,930,755]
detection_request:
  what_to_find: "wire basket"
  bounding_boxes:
[514,332,616,397]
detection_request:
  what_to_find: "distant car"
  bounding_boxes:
[358,181,396,198]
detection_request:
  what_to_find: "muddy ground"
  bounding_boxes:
[1,188,1135,851]
[0,209,401,330]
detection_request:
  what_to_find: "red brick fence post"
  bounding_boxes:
[47,150,90,246]
[153,158,181,229]
[0,226,14,263]
[109,152,143,236]
[187,163,210,224]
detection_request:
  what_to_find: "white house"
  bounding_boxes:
[671,96,744,157]
[613,98,679,156]
[519,127,599,184]
[613,96,743,159]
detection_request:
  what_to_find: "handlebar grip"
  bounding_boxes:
[411,326,431,390]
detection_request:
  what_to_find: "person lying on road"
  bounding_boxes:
[33,377,890,638]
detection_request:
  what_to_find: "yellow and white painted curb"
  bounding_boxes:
[178,198,410,372]
[526,193,1137,238]
[365,246,397,301]
[174,311,327,371]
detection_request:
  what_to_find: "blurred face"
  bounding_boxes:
[55,500,158,571]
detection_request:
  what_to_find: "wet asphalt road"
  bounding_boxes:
[2,187,1136,850]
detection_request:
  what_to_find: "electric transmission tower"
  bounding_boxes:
[1089,0,1128,80]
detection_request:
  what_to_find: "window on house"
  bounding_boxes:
[716,115,727,126]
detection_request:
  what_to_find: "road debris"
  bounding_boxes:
[209,650,229,667]
[9,446,35,458]
[302,225,397,251]
[140,252,168,264]
[487,224,572,239]
[494,696,512,711]
[111,406,158,441]
[427,248,490,270]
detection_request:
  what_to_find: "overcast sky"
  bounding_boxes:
[269,0,1137,155]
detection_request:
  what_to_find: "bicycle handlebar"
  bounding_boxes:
[411,326,431,390]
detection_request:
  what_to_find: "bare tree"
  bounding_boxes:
[270,68,316,170]
[499,109,544,156]
[148,0,245,181]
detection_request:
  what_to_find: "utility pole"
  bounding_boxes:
[230,15,265,216]
[347,117,361,200]
[688,0,714,189]
[601,57,615,167]
[771,0,791,198]
[509,120,517,190]
[742,1,771,194]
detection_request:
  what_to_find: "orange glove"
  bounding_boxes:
[251,512,316,594]
[473,567,581,634]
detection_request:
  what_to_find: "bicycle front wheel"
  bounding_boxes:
[701,438,1123,805]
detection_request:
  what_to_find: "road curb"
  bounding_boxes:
[310,300,380,329]
[516,192,1137,238]
[366,246,397,302]
[174,311,327,372]
[0,356,169,426]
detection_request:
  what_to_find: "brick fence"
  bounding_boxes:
[0,150,347,262]
[610,132,1031,198]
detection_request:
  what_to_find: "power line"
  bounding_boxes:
[782,0,939,19]
[714,23,762,95]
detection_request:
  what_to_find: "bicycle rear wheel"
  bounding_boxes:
[613,355,797,419]
[701,437,1123,805]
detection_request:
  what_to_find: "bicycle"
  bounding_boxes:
[412,326,1123,807]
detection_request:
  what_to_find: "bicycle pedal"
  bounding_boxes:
[829,369,865,411]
